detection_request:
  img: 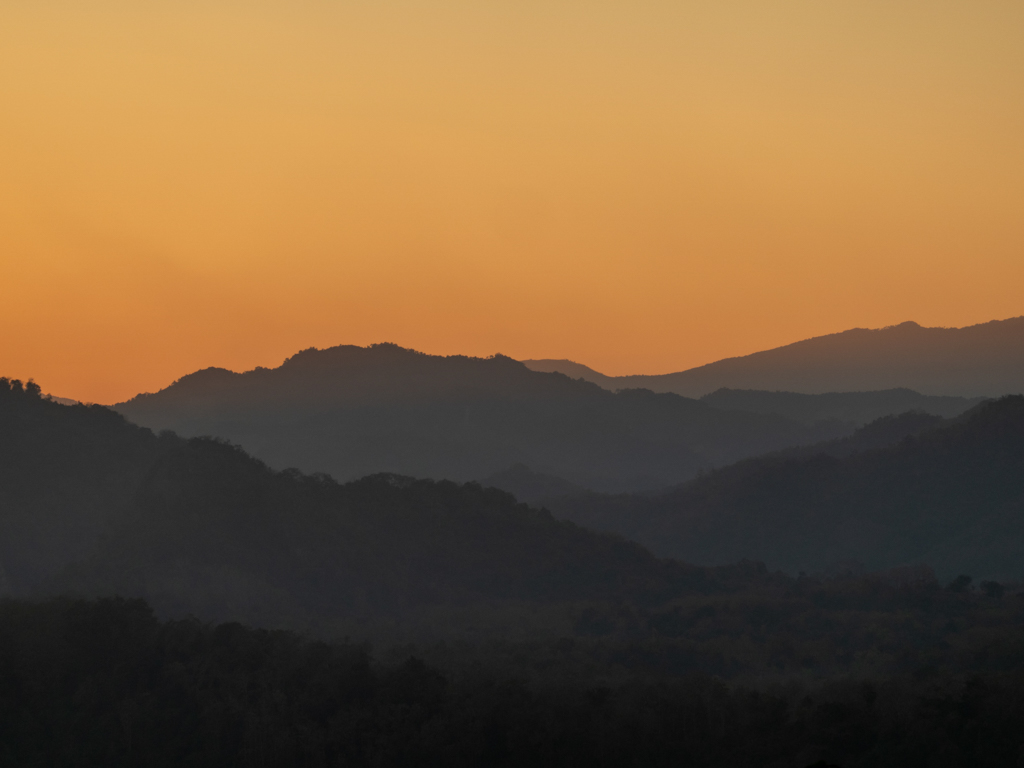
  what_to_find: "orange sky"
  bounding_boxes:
[2,1,1023,404]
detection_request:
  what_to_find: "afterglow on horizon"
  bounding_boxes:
[2,1,1023,403]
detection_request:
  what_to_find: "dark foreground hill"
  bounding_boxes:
[8,375,1024,766]
[5,597,1024,768]
[0,377,716,636]
[525,316,1024,397]
[5,376,1024,673]
[114,344,847,493]
[549,397,1024,580]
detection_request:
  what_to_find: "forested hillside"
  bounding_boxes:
[6,377,1024,765]
[114,344,848,493]
[4,376,1022,672]
[549,397,1024,580]
[4,597,1024,768]
[1,377,705,634]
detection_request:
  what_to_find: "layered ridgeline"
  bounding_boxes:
[482,410,954,505]
[549,398,1024,581]
[4,378,1024,682]
[524,316,1024,398]
[700,387,983,426]
[0,377,748,637]
[115,344,852,493]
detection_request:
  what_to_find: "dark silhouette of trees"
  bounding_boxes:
[3,597,1024,767]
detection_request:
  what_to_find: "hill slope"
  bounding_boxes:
[525,316,1024,398]
[114,344,846,493]
[6,377,1024,696]
[700,387,984,425]
[548,397,1024,580]
[0,377,729,635]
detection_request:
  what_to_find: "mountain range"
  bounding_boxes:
[524,316,1024,398]
[115,344,858,493]
[0,378,718,637]
[546,397,1024,580]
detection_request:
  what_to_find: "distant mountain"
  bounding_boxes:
[524,316,1024,398]
[114,344,848,493]
[522,359,615,387]
[479,463,586,506]
[699,388,984,426]
[0,377,720,635]
[775,409,951,460]
[489,410,952,509]
[548,397,1024,580]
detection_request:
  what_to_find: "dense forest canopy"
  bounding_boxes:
[4,596,1024,768]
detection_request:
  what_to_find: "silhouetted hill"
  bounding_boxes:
[700,387,984,425]
[520,358,615,387]
[8,373,1024,738]
[548,397,1024,580]
[524,316,1024,397]
[776,410,951,460]
[115,344,848,493]
[479,463,586,505]
[481,411,951,508]
[0,376,739,635]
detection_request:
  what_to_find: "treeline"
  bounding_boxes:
[3,597,1024,768]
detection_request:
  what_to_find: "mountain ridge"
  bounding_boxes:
[1,377,721,637]
[524,316,1024,397]
[546,396,1024,580]
[115,344,849,493]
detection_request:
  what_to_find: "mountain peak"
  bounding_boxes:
[526,316,1024,398]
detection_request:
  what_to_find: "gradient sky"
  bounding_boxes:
[2,1,1023,403]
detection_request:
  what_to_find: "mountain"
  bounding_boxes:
[524,316,1024,397]
[522,359,615,387]
[479,463,586,505]
[0,376,736,636]
[699,387,984,426]
[775,409,951,460]
[548,397,1024,580]
[7,372,1024,736]
[485,410,952,508]
[114,344,849,493]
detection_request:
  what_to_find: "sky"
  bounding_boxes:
[2,0,1023,403]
